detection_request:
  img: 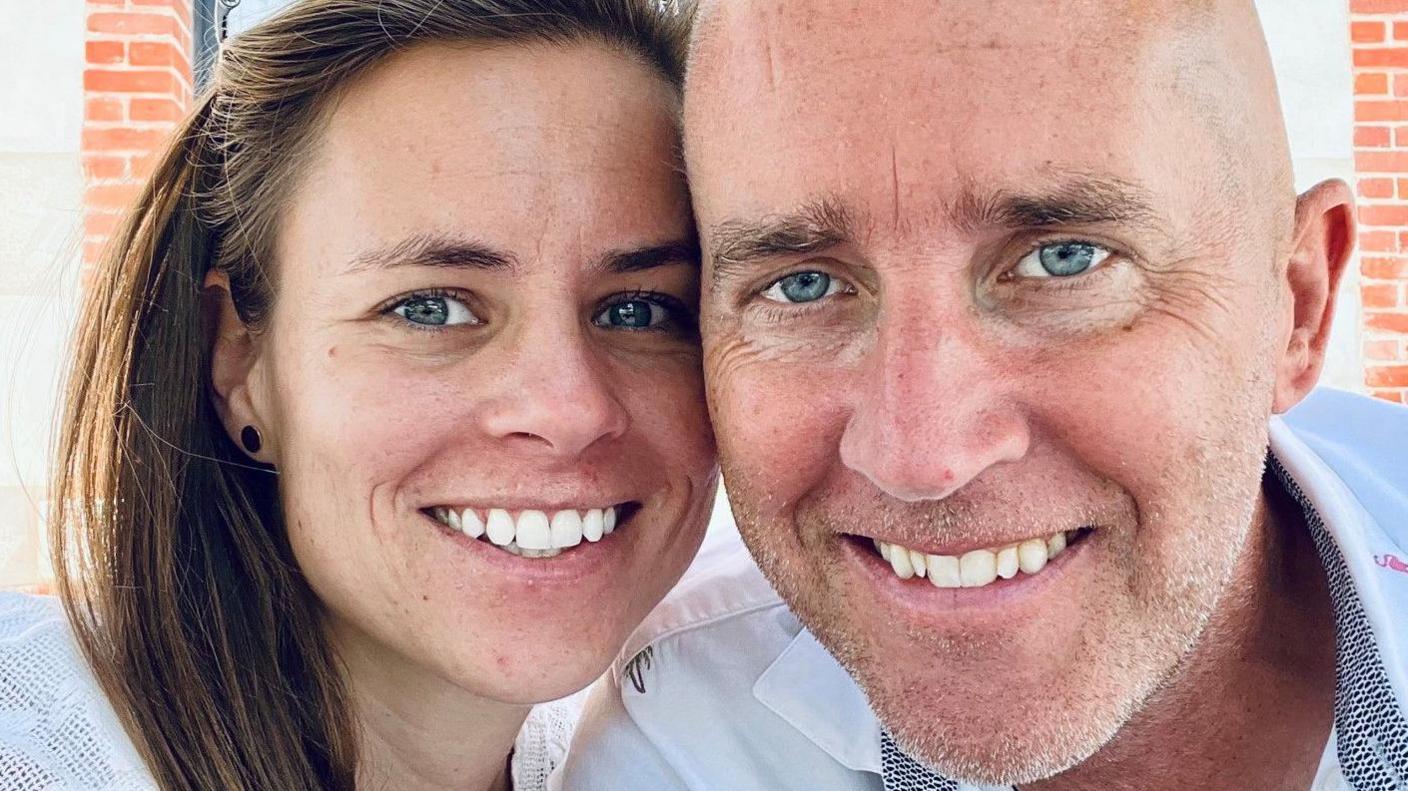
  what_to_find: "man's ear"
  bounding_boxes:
[205,270,272,462]
[1273,179,1355,414]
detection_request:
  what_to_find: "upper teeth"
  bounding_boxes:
[874,530,1074,588]
[431,506,619,559]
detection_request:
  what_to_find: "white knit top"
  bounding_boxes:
[0,593,578,790]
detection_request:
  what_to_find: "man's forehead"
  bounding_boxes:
[688,0,1204,81]
[682,0,1274,236]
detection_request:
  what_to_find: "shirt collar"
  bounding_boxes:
[753,625,883,772]
[1269,414,1408,705]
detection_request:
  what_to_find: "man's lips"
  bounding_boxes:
[851,527,1094,588]
[837,527,1097,613]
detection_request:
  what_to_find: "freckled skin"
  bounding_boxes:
[687,1,1354,788]
[212,42,717,789]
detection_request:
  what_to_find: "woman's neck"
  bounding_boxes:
[330,619,532,791]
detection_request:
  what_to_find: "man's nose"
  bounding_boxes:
[838,306,1030,502]
[474,321,630,458]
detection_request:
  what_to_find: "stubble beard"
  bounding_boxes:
[722,381,1276,786]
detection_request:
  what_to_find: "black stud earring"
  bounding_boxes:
[240,425,263,454]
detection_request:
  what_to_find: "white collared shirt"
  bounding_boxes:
[555,388,1408,791]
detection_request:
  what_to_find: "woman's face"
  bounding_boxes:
[237,42,716,703]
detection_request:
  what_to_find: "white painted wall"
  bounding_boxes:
[1258,0,1362,394]
[0,0,87,587]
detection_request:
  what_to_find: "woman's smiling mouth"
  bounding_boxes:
[424,503,640,558]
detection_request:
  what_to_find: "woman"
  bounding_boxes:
[0,1,715,788]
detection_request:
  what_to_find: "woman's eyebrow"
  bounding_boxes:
[599,240,701,274]
[343,232,518,274]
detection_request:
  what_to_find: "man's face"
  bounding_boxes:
[689,1,1305,783]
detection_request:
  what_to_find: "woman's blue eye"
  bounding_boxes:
[762,271,843,304]
[594,297,685,331]
[392,295,477,327]
[1014,242,1111,279]
[601,300,659,329]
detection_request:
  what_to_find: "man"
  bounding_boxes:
[557,1,1408,789]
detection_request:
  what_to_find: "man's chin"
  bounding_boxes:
[872,691,1122,786]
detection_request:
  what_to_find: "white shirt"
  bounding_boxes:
[0,593,581,790]
[556,388,1408,791]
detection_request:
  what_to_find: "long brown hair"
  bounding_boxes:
[50,2,688,787]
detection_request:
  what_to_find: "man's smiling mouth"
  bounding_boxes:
[861,527,1095,589]
[424,503,640,558]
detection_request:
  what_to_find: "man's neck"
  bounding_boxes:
[1026,480,1338,791]
[330,621,532,791]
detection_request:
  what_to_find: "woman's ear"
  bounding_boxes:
[205,270,273,463]
[1273,179,1355,414]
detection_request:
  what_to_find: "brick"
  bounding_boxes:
[85,212,121,238]
[1355,49,1408,69]
[1356,100,1408,122]
[1356,126,1391,147]
[1358,204,1408,226]
[82,126,170,153]
[1355,150,1408,172]
[1353,0,1408,14]
[1366,365,1408,387]
[82,240,109,267]
[1364,257,1408,279]
[87,12,180,37]
[1371,389,1406,403]
[1359,177,1395,199]
[84,97,123,122]
[85,40,124,65]
[130,151,164,181]
[82,154,126,181]
[1364,283,1403,308]
[131,0,194,31]
[129,41,181,69]
[1396,21,1408,40]
[1354,21,1387,43]
[1366,312,1408,334]
[1358,73,1390,96]
[86,183,144,213]
[84,68,179,94]
[129,97,183,122]
[1365,340,1401,360]
[1361,230,1399,252]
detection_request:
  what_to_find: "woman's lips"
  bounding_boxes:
[424,503,638,558]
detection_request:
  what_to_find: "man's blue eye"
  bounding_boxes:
[392,295,477,327]
[762,271,841,304]
[1014,242,1111,279]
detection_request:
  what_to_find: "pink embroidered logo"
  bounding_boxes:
[1374,554,1408,575]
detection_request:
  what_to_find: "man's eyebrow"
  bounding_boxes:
[600,240,701,274]
[950,176,1166,235]
[344,233,517,274]
[708,196,857,285]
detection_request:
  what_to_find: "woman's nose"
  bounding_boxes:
[474,323,631,458]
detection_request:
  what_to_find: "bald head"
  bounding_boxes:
[684,0,1295,256]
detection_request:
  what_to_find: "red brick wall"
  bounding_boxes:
[1352,2,1408,403]
[82,0,193,272]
